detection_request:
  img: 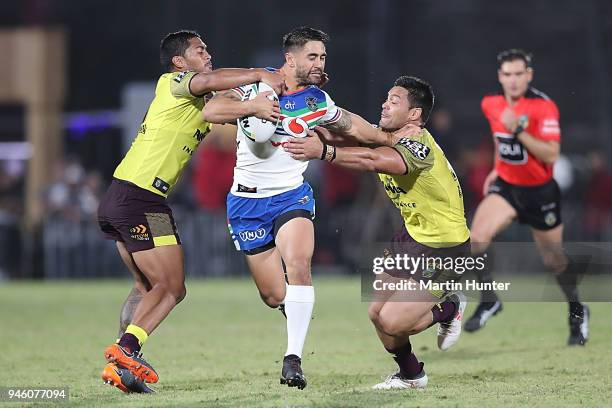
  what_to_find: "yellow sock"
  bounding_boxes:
[125,324,149,346]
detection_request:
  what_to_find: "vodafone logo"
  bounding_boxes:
[282,117,309,138]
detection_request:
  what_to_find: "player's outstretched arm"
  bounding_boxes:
[284,130,407,175]
[322,109,421,146]
[189,68,284,96]
[202,90,280,124]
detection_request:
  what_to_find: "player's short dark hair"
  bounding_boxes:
[160,30,201,72]
[497,48,532,69]
[283,27,330,52]
[393,76,435,126]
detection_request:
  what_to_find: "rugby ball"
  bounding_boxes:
[237,82,279,143]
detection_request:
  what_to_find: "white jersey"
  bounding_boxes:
[230,85,341,197]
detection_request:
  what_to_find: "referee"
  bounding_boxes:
[465,49,589,346]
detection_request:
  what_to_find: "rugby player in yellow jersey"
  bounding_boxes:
[97,29,284,393]
[285,76,470,390]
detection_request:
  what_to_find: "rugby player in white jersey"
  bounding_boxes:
[203,27,411,389]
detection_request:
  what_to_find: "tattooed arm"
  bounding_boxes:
[322,108,419,147]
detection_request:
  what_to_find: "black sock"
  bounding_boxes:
[118,333,141,354]
[386,340,423,379]
[430,300,457,326]
[473,252,498,303]
[555,260,583,318]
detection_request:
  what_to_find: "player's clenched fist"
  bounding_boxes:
[258,69,285,95]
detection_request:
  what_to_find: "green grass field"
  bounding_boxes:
[1,278,610,407]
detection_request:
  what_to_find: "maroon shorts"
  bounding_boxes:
[386,228,471,298]
[97,179,181,253]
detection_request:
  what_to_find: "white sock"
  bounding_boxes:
[284,285,315,358]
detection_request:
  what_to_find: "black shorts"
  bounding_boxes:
[488,177,562,231]
[386,229,471,299]
[97,179,181,253]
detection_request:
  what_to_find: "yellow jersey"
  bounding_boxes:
[113,71,211,197]
[379,128,470,247]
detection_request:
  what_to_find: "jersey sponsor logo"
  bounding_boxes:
[305,96,318,112]
[495,132,527,164]
[239,228,266,242]
[384,182,407,195]
[281,117,309,137]
[173,71,190,83]
[541,119,560,135]
[544,211,557,226]
[397,138,431,160]
[237,184,257,193]
[193,128,205,142]
[397,201,417,208]
[152,177,170,194]
[129,224,150,241]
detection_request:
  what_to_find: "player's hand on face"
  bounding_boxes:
[284,131,323,161]
[318,72,330,88]
[390,123,422,144]
[250,91,281,122]
[259,70,286,95]
[501,108,519,132]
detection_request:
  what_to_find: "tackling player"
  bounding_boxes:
[202,27,408,389]
[97,29,284,392]
[464,49,589,346]
[285,76,469,390]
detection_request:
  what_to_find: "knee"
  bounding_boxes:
[377,314,404,337]
[260,290,285,308]
[133,281,149,294]
[378,312,413,338]
[368,305,380,324]
[284,257,311,283]
[285,257,310,274]
[175,284,187,304]
[470,229,492,251]
[154,281,186,304]
[542,253,566,274]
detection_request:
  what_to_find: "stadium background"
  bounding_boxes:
[1,1,612,407]
[1,0,612,280]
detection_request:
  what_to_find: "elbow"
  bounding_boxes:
[543,151,560,165]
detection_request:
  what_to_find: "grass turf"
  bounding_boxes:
[0,277,610,407]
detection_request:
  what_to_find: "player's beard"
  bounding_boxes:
[379,119,399,133]
[380,126,398,132]
[295,66,322,86]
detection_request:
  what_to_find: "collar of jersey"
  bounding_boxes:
[282,85,318,96]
